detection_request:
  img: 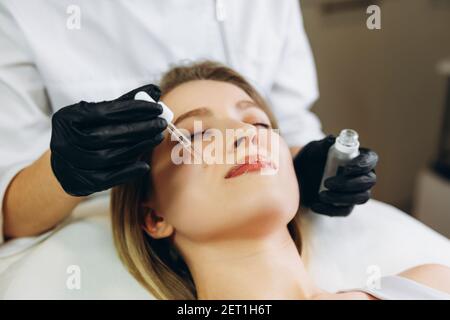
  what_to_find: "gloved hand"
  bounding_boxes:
[293,135,378,216]
[50,84,167,196]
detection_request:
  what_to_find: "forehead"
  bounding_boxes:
[160,80,253,118]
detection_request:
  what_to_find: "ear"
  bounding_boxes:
[142,207,174,239]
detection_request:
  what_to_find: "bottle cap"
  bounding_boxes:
[134,91,174,123]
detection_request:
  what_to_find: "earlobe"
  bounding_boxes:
[142,209,174,239]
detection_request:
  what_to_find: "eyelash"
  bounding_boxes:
[189,123,271,140]
[253,122,271,129]
[189,132,204,140]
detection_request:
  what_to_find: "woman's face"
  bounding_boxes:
[147,80,299,243]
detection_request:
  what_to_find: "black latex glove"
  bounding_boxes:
[50,84,167,196]
[293,135,378,216]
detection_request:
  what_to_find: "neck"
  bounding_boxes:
[182,227,323,300]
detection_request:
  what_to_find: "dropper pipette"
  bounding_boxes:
[134,91,201,162]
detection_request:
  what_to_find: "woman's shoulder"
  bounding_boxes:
[398,263,450,294]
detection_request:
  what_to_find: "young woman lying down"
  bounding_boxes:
[110,61,450,300]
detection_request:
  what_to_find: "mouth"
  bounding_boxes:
[225,155,277,179]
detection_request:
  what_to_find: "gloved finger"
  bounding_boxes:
[294,135,335,166]
[324,171,376,193]
[319,189,371,206]
[97,161,150,190]
[64,132,164,170]
[314,135,336,156]
[116,84,162,102]
[310,202,354,217]
[77,100,163,127]
[293,135,336,197]
[343,148,378,176]
[73,118,167,149]
[104,133,165,165]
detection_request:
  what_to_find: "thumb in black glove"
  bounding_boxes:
[293,135,378,216]
[50,84,167,196]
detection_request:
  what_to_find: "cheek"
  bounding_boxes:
[269,134,300,214]
[277,144,301,214]
[152,167,251,241]
[151,142,227,238]
[151,161,221,238]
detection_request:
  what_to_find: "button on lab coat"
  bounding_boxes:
[0,0,324,244]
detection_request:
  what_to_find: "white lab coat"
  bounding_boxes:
[0,0,324,244]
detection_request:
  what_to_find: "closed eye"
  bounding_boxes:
[189,123,270,140]
[253,123,271,129]
[190,130,206,140]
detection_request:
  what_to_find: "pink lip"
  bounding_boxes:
[225,155,277,179]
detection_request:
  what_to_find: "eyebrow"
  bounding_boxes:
[236,100,259,110]
[173,107,213,125]
[172,100,259,125]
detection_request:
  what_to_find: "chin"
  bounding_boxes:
[226,193,298,239]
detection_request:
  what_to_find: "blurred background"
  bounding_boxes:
[299,0,450,236]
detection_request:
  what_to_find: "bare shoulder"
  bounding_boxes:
[399,264,450,294]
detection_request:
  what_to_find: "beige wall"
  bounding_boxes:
[301,0,450,211]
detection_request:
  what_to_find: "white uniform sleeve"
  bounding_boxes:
[268,0,325,147]
[0,5,52,244]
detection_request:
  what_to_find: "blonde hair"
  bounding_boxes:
[111,61,302,299]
